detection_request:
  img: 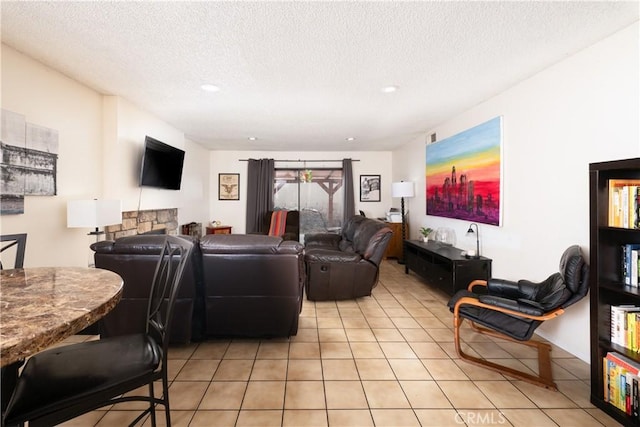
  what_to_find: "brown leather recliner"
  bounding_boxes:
[91,235,203,344]
[304,215,392,300]
[200,234,305,337]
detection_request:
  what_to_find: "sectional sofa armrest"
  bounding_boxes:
[305,248,362,264]
[304,233,342,249]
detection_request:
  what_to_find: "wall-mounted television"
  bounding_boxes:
[139,136,185,190]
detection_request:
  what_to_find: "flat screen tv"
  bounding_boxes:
[139,136,185,190]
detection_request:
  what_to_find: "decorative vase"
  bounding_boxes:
[422,236,429,243]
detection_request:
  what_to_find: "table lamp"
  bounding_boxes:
[391,181,414,264]
[67,199,122,242]
[466,222,480,258]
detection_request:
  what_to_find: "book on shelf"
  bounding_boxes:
[609,179,640,229]
[622,244,640,287]
[604,351,640,417]
[611,305,640,351]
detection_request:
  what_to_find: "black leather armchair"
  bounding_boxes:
[304,215,392,300]
[447,245,589,390]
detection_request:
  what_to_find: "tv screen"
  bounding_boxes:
[139,136,185,190]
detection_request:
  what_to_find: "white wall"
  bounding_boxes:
[210,151,392,233]
[1,44,211,266]
[393,22,640,362]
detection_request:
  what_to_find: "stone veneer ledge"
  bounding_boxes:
[104,208,178,241]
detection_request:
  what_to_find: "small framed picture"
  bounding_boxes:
[219,173,240,200]
[360,174,381,202]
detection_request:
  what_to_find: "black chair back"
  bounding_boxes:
[0,234,26,269]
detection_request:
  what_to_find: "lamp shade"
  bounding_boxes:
[67,199,122,228]
[391,181,414,198]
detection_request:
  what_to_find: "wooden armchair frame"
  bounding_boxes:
[452,280,564,390]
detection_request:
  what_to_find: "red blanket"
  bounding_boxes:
[268,210,288,237]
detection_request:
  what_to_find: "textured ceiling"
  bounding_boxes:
[1,1,638,151]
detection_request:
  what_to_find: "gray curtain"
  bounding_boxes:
[245,158,274,234]
[342,158,355,225]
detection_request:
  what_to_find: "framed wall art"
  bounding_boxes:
[218,173,239,200]
[360,174,381,202]
[425,116,503,226]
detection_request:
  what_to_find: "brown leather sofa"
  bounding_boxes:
[304,215,392,300]
[200,234,305,337]
[91,233,305,342]
[91,235,202,344]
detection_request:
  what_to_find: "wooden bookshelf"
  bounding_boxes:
[590,157,640,426]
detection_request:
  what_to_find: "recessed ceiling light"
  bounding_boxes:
[248,137,257,141]
[381,85,398,93]
[200,84,220,92]
[346,137,355,142]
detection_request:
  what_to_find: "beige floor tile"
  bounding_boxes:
[224,341,260,359]
[290,342,321,359]
[241,381,286,410]
[470,342,514,359]
[142,410,194,427]
[366,317,396,328]
[414,409,462,426]
[355,358,396,380]
[409,342,449,358]
[327,409,374,426]
[379,341,418,358]
[189,410,237,427]
[453,359,506,380]
[349,342,385,358]
[290,327,320,342]
[391,317,421,329]
[285,381,326,409]
[385,308,411,317]
[282,409,328,426]
[462,409,514,426]
[399,328,434,342]
[191,341,231,359]
[167,358,189,381]
[437,380,495,409]
[370,409,420,426]
[325,381,369,409]
[298,316,318,328]
[372,328,405,342]
[175,359,219,381]
[388,359,432,380]
[513,381,578,408]
[543,408,608,426]
[320,342,353,359]
[415,317,448,329]
[322,358,360,380]
[427,328,456,342]
[500,409,557,427]
[288,359,323,380]
[317,317,343,329]
[474,381,536,408]
[256,342,290,359]
[251,359,288,380]
[338,307,365,318]
[341,317,370,328]
[213,359,254,381]
[344,328,377,341]
[422,358,469,380]
[361,380,411,408]
[167,381,209,410]
[400,380,452,408]
[235,410,283,427]
[583,408,625,427]
[318,328,348,342]
[168,343,198,359]
[553,357,591,380]
[556,379,595,408]
[199,381,247,410]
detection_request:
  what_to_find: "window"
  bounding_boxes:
[274,168,343,237]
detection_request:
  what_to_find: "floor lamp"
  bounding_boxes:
[391,181,415,264]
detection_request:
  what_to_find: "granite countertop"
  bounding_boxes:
[0,267,123,366]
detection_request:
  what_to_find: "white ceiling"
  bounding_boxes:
[1,1,638,152]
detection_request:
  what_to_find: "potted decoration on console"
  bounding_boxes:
[419,227,433,242]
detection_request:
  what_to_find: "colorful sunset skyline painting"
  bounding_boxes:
[425,117,502,226]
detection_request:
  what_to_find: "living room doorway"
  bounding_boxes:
[273,168,344,241]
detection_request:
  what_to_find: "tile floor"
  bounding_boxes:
[60,260,621,427]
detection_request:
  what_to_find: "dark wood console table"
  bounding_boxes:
[403,240,492,296]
